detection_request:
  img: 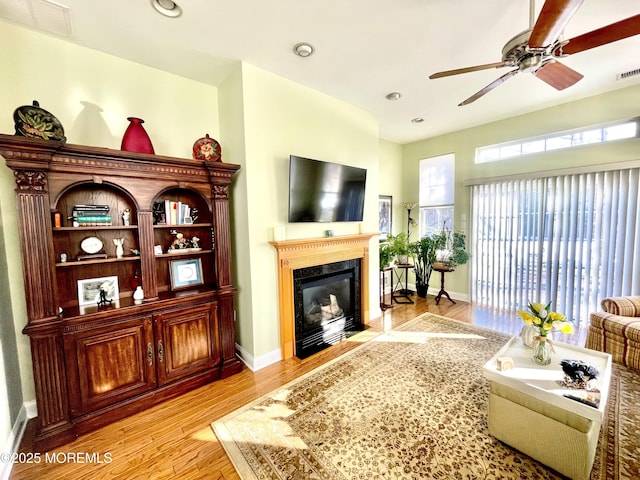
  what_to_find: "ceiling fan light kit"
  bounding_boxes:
[429,0,640,106]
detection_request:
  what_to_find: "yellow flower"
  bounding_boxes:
[530,302,548,319]
[517,310,534,324]
[548,311,566,321]
[519,300,573,337]
[558,322,574,334]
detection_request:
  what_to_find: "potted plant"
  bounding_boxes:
[433,229,469,268]
[379,239,394,269]
[409,235,441,297]
[388,232,411,264]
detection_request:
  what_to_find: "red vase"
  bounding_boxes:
[121,117,155,154]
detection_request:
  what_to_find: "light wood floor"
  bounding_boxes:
[10,296,587,480]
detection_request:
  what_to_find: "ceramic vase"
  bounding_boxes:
[121,117,155,154]
[520,324,537,347]
[133,286,144,303]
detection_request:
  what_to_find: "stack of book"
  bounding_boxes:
[154,200,193,225]
[72,204,112,226]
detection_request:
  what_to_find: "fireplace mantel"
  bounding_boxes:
[270,233,377,359]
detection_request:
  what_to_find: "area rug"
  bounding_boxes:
[212,313,639,479]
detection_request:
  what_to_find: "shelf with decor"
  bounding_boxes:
[0,133,241,451]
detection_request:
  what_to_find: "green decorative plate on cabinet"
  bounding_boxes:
[13,100,66,142]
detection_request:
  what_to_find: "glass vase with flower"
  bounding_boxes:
[517,301,574,365]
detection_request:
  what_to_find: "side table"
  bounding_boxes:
[432,262,455,305]
[392,264,414,304]
[379,267,394,310]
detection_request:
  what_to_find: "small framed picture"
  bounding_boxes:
[379,195,392,240]
[169,258,204,290]
[77,276,120,306]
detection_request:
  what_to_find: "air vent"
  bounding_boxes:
[0,0,72,36]
[617,68,640,80]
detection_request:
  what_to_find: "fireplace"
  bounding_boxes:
[270,233,376,360]
[293,259,362,359]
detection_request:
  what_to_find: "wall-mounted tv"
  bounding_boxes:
[288,155,367,223]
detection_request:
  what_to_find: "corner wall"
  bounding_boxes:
[226,63,381,367]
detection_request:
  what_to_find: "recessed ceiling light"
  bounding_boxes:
[151,0,182,18]
[385,92,402,101]
[293,42,315,57]
[411,117,424,123]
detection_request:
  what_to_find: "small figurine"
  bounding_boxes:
[113,238,125,258]
[191,236,200,249]
[123,208,131,226]
[97,288,111,307]
[170,231,190,250]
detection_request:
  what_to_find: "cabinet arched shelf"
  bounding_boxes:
[151,187,217,293]
[0,134,242,451]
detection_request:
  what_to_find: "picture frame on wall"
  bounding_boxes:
[379,195,392,240]
[77,276,120,307]
[169,258,204,290]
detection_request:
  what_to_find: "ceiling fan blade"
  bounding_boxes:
[534,61,583,90]
[529,0,584,48]
[458,69,519,106]
[560,14,640,55]
[429,61,507,79]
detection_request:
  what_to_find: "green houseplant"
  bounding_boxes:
[433,229,469,268]
[379,239,394,269]
[388,232,412,264]
[409,235,441,297]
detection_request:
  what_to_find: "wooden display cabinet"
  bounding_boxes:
[0,134,242,450]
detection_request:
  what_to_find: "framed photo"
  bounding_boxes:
[77,276,120,306]
[379,195,392,240]
[170,258,204,290]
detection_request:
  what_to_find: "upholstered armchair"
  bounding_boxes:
[586,296,640,371]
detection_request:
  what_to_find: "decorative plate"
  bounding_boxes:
[13,100,66,142]
[80,236,104,255]
[192,133,221,162]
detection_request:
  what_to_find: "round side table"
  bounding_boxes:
[432,262,456,305]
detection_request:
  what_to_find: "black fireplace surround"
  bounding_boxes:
[293,258,362,359]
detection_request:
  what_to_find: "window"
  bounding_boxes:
[476,118,639,164]
[419,154,454,237]
[470,167,640,325]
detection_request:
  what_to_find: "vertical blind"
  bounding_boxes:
[470,167,640,325]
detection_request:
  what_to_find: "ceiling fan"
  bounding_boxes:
[429,0,640,106]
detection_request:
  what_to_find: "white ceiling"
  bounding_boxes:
[2,0,640,144]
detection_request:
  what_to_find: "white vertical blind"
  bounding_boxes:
[471,167,640,325]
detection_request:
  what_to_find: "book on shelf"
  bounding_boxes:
[70,204,112,227]
[155,200,193,225]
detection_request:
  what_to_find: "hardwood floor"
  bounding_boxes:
[10,295,587,480]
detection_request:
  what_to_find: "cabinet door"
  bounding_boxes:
[154,303,220,386]
[65,316,156,416]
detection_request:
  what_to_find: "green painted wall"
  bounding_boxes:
[0,22,221,412]
[402,83,640,296]
[228,63,380,361]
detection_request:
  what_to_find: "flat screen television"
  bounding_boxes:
[288,155,367,223]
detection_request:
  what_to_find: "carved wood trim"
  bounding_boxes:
[270,233,376,360]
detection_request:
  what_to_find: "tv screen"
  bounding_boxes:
[288,155,367,223]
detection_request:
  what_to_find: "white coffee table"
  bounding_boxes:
[483,335,612,480]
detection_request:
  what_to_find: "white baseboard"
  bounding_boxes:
[1,404,31,480]
[427,286,469,303]
[235,343,282,372]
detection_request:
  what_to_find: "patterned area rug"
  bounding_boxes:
[212,313,639,479]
